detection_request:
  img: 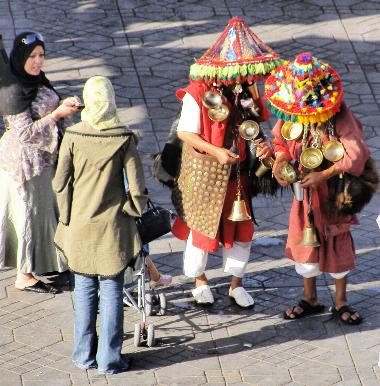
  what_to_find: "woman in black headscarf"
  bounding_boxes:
[0,32,81,293]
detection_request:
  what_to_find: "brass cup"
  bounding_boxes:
[281,162,298,183]
[238,120,260,140]
[208,104,229,122]
[300,148,323,169]
[202,91,223,109]
[322,140,345,162]
[281,121,304,141]
[255,158,274,177]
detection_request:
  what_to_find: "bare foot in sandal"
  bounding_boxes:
[14,273,38,290]
[284,299,325,320]
[331,304,362,325]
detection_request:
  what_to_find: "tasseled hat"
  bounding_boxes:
[189,17,282,86]
[265,52,344,124]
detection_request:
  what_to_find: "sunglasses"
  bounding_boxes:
[21,33,44,45]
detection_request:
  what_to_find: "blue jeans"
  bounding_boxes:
[73,271,127,374]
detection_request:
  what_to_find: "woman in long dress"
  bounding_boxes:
[0,31,81,293]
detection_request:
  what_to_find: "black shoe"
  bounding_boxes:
[22,280,61,294]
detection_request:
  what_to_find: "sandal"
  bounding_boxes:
[330,305,362,325]
[283,299,325,320]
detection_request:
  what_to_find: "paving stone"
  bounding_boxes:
[0,369,22,386]
[290,364,342,385]
[106,371,157,385]
[157,376,207,386]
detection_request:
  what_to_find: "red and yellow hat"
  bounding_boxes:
[265,52,344,124]
[189,17,282,86]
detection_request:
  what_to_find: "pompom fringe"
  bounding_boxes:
[266,100,342,124]
[189,59,284,85]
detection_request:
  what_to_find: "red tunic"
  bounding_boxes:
[172,81,268,252]
[272,103,370,273]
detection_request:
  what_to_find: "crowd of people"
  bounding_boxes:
[0,17,378,374]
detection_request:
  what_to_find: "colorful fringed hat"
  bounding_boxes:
[189,17,282,86]
[265,52,344,124]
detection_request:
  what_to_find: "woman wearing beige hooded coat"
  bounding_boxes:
[53,76,148,374]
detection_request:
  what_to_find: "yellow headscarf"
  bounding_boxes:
[81,76,122,130]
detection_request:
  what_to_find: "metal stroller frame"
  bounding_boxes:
[123,252,167,348]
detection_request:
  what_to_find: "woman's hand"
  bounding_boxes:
[51,96,83,121]
[214,147,239,165]
[300,171,326,189]
[62,96,82,108]
[272,157,290,187]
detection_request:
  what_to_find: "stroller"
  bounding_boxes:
[123,173,173,347]
[123,245,167,348]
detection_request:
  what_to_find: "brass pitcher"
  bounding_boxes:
[227,193,251,221]
[300,225,320,247]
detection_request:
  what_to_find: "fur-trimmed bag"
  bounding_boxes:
[328,157,379,216]
[152,109,182,189]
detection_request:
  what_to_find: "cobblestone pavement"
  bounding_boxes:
[0,1,380,385]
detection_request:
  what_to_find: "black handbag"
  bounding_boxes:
[135,199,174,245]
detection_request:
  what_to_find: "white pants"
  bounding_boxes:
[183,232,251,278]
[295,263,349,279]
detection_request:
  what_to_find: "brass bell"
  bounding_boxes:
[238,120,260,140]
[208,104,229,122]
[227,194,251,222]
[202,91,223,109]
[300,225,320,247]
[322,140,345,162]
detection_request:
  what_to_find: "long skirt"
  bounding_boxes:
[0,167,66,274]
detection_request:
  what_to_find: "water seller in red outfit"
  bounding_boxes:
[266,52,376,324]
[171,18,282,307]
